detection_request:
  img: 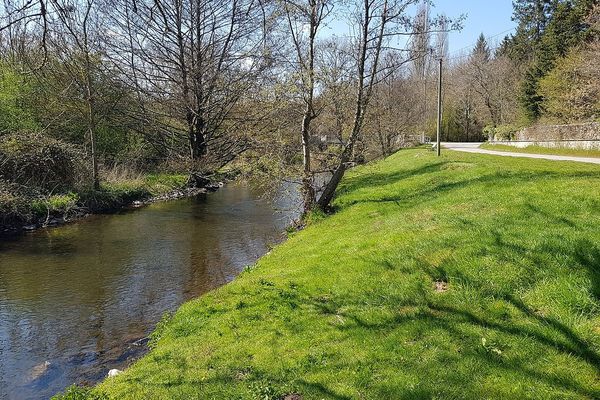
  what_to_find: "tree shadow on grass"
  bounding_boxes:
[524,202,577,228]
[422,237,600,373]
[428,311,600,399]
[427,300,600,399]
[337,161,450,197]
[314,297,600,398]
[296,380,352,400]
[574,240,600,301]
[338,168,600,209]
[315,292,600,398]
[316,235,600,398]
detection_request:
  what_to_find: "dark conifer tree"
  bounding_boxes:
[472,33,491,61]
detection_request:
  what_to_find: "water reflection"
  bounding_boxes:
[0,183,299,400]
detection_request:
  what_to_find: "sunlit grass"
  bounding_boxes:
[61,148,600,399]
[481,143,600,158]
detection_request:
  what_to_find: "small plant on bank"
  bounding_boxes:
[31,193,80,218]
[52,385,107,400]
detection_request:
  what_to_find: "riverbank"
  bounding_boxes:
[0,173,224,236]
[57,149,600,399]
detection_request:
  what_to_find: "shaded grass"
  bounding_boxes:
[482,143,600,158]
[61,149,600,399]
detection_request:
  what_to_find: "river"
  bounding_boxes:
[0,183,300,400]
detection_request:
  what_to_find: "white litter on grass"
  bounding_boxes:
[107,369,123,378]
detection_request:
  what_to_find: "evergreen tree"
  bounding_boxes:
[520,65,546,120]
[520,0,596,120]
[541,0,595,61]
[509,0,557,61]
[472,33,491,61]
[495,35,513,58]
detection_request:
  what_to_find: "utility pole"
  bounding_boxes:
[436,57,442,157]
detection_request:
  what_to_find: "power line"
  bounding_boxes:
[446,27,516,60]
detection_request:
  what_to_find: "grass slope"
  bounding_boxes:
[83,149,600,399]
[481,143,600,158]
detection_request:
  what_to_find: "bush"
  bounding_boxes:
[0,132,90,191]
[30,193,80,217]
[484,124,520,141]
[0,180,30,226]
[538,42,600,123]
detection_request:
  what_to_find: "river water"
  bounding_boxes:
[0,184,299,400]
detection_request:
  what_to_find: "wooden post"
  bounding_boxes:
[436,58,442,157]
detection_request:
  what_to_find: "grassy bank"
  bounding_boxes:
[0,173,188,232]
[481,143,600,158]
[63,149,599,399]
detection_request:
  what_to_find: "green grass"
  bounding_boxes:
[481,143,600,158]
[143,173,189,195]
[31,192,80,216]
[62,149,600,399]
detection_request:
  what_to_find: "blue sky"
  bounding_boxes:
[323,0,517,55]
[437,0,516,54]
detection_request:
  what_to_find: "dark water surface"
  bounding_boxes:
[0,184,299,400]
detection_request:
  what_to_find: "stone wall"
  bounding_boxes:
[516,122,600,141]
[492,139,600,150]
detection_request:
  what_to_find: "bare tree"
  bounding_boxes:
[282,0,332,212]
[317,0,458,209]
[367,67,422,156]
[54,0,103,188]
[410,1,430,79]
[1,0,107,188]
[107,0,272,179]
[468,47,517,128]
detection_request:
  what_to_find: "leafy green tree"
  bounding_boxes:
[516,0,596,120]
[0,64,39,134]
[538,5,600,123]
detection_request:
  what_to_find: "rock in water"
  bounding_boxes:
[107,369,123,378]
[29,361,51,381]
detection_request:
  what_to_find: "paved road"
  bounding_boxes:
[441,142,600,165]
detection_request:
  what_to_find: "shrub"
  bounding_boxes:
[484,124,520,141]
[538,42,600,123]
[30,193,80,217]
[0,132,90,191]
[0,180,31,226]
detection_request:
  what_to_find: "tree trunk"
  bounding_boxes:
[84,48,99,190]
[301,110,315,213]
[316,0,386,210]
[188,112,207,160]
[317,113,361,209]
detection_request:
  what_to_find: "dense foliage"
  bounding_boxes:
[508,0,599,122]
[0,132,88,190]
